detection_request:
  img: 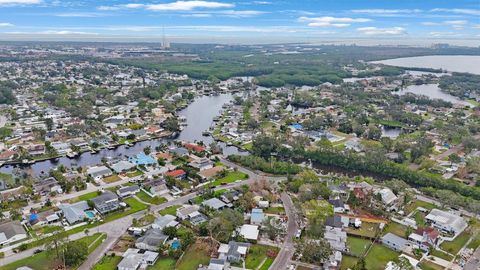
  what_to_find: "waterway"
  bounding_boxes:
[372,55,480,75]
[0,93,246,177]
[394,83,472,107]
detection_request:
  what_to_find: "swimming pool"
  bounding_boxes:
[171,240,180,250]
[85,211,95,219]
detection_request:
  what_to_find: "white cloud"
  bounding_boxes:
[357,26,406,35]
[219,10,266,17]
[119,1,234,11]
[444,20,467,29]
[181,13,212,17]
[97,6,120,11]
[422,22,440,26]
[299,16,370,28]
[473,24,480,29]
[431,8,480,16]
[0,22,14,27]
[0,0,41,5]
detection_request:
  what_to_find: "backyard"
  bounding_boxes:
[92,255,122,270]
[136,190,167,205]
[175,242,211,270]
[159,205,181,216]
[245,244,279,270]
[346,222,380,238]
[346,236,371,257]
[211,171,248,186]
[440,230,471,255]
[364,244,400,270]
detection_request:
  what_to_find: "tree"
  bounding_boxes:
[352,258,367,270]
[163,226,178,238]
[296,238,331,265]
[64,241,88,266]
[162,117,180,132]
[144,146,152,155]
[46,229,67,259]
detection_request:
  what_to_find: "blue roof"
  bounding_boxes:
[29,213,38,222]
[129,152,156,166]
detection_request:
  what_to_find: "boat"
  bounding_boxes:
[202,131,211,136]
[66,152,78,158]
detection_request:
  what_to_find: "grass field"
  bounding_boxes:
[430,249,454,261]
[3,233,105,270]
[159,205,181,216]
[346,236,371,257]
[92,255,122,270]
[70,191,100,203]
[103,174,121,183]
[364,244,400,270]
[405,199,436,215]
[245,245,279,270]
[259,257,274,270]
[440,230,471,255]
[346,222,379,238]
[136,190,167,205]
[340,255,358,270]
[149,256,176,270]
[264,207,285,215]
[383,221,409,238]
[419,261,445,270]
[175,242,211,270]
[211,171,248,186]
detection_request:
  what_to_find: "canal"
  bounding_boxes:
[0,93,246,177]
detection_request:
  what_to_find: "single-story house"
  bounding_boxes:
[189,158,214,171]
[135,228,169,251]
[250,208,265,225]
[381,233,410,252]
[59,201,91,225]
[218,241,250,262]
[87,166,113,180]
[117,185,140,198]
[151,215,179,231]
[33,177,63,195]
[110,160,136,173]
[0,220,27,246]
[165,169,186,180]
[202,198,228,211]
[117,248,159,270]
[238,224,259,241]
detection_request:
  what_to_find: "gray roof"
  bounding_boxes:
[110,160,136,173]
[382,233,409,248]
[136,228,168,248]
[117,185,140,195]
[202,198,227,210]
[59,200,89,224]
[153,215,178,230]
[0,221,26,241]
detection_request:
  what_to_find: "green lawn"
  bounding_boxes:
[149,256,176,270]
[440,230,471,255]
[364,244,400,270]
[69,191,100,203]
[346,222,379,238]
[159,205,181,216]
[419,261,445,270]
[211,171,248,186]
[341,255,358,270]
[405,199,436,215]
[245,245,279,270]
[103,175,121,183]
[264,207,285,215]
[92,255,122,270]
[175,242,211,270]
[346,237,371,257]
[259,257,274,270]
[3,233,105,270]
[103,197,148,223]
[126,170,144,178]
[136,190,167,205]
[430,249,454,261]
[384,222,409,238]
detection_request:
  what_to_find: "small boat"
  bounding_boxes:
[66,152,77,158]
[202,131,211,136]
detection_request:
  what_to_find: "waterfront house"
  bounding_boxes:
[87,166,113,180]
[33,177,62,195]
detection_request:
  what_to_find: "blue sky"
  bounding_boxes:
[0,0,479,45]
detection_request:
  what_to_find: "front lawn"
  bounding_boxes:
[245,245,279,270]
[126,170,144,178]
[346,237,371,257]
[3,233,105,270]
[175,242,211,270]
[440,230,471,255]
[92,255,122,270]
[69,191,100,203]
[136,190,167,205]
[103,197,148,223]
[364,244,400,270]
[211,171,248,186]
[159,205,181,216]
[405,200,436,215]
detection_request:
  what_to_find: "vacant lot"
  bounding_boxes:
[346,236,371,257]
[175,242,211,270]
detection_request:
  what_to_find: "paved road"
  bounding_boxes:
[464,246,480,270]
[1,159,287,268]
[269,192,298,270]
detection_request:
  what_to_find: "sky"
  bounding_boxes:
[0,0,479,45]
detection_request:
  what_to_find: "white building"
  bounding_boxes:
[425,209,467,235]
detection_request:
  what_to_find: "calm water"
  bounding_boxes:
[0,93,245,177]
[394,84,472,107]
[372,55,480,75]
